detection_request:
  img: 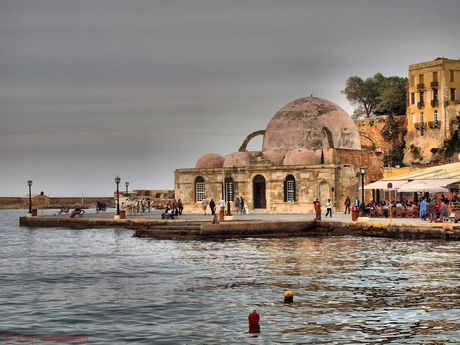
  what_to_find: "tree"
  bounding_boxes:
[375,76,408,116]
[342,73,407,118]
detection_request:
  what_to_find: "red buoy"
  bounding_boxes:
[248,310,260,325]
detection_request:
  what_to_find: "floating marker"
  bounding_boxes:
[248,310,260,334]
[284,290,294,303]
[248,310,260,325]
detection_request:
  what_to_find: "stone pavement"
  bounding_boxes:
[78,208,430,225]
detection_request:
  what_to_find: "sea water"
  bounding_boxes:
[1,210,459,344]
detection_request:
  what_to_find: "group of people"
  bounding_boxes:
[161,199,184,219]
[201,196,245,216]
[313,198,333,220]
[353,193,460,222]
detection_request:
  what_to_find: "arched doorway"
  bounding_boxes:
[253,175,266,209]
[319,181,330,205]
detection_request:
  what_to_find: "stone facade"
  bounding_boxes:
[175,97,383,214]
[405,57,460,165]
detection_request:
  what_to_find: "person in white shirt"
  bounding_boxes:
[325,199,333,217]
[219,198,225,213]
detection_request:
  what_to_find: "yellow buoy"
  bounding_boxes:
[284,290,294,303]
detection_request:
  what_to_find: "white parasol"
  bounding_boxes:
[396,181,450,193]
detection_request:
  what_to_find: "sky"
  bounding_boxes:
[1,0,459,197]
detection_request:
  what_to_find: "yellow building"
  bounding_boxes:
[405,57,460,165]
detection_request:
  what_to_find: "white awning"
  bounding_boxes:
[361,180,408,190]
[361,178,460,191]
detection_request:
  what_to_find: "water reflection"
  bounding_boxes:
[2,211,459,344]
[173,237,460,343]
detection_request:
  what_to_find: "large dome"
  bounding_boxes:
[262,97,361,152]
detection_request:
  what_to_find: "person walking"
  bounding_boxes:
[177,199,183,215]
[219,197,225,213]
[325,199,332,217]
[420,197,427,221]
[240,196,245,214]
[209,198,216,215]
[344,196,351,214]
[235,197,241,214]
[353,196,360,212]
[201,197,208,215]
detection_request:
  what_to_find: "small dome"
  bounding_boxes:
[263,150,284,165]
[223,151,252,167]
[283,148,319,165]
[263,96,361,152]
[195,153,225,169]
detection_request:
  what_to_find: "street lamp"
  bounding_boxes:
[125,181,129,197]
[27,180,33,214]
[225,173,232,216]
[115,175,121,215]
[360,167,366,216]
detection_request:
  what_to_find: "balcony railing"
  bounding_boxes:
[430,81,439,89]
[414,122,420,129]
[417,83,425,91]
[417,102,425,109]
[428,121,441,128]
[431,100,439,107]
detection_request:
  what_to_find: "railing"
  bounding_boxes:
[430,81,439,89]
[428,121,441,128]
[417,83,425,91]
[417,102,425,109]
[431,100,439,107]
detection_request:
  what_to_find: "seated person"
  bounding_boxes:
[70,205,82,218]
[211,212,219,224]
[161,208,175,220]
[439,203,449,222]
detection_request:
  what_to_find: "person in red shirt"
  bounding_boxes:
[314,199,322,220]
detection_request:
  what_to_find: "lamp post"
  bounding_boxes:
[125,181,129,197]
[27,180,33,214]
[360,167,366,216]
[225,173,232,216]
[115,175,121,216]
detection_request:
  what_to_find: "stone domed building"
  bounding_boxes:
[174,96,382,214]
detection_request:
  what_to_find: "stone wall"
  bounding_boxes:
[355,115,406,155]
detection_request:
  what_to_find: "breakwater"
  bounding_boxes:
[19,215,460,240]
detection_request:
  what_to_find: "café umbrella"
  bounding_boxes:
[396,181,450,193]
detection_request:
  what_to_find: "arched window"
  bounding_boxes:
[284,175,296,202]
[195,176,205,202]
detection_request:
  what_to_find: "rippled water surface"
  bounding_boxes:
[1,210,460,344]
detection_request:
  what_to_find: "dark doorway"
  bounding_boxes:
[253,175,266,209]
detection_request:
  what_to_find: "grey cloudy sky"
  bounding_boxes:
[1,0,459,197]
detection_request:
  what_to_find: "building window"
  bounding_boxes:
[451,88,456,101]
[420,112,424,125]
[419,74,424,83]
[433,71,438,81]
[433,89,438,101]
[284,175,296,202]
[420,91,424,103]
[225,177,234,202]
[411,113,416,124]
[195,176,205,202]
[411,93,415,104]
[434,110,438,124]
[450,70,455,82]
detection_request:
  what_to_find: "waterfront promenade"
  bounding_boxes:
[19,208,460,240]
